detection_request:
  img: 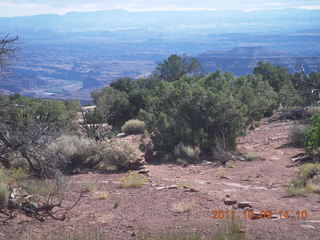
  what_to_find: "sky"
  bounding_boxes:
[0,0,320,17]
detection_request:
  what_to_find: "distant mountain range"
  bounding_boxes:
[0,9,319,100]
[198,47,320,75]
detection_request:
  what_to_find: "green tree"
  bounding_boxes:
[253,61,291,92]
[154,54,201,82]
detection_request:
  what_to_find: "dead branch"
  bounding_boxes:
[2,187,84,223]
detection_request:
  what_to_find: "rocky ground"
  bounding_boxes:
[0,118,319,240]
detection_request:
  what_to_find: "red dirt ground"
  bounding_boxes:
[0,118,319,240]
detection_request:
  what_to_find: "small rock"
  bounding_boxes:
[176,176,181,178]
[137,169,150,174]
[237,202,253,209]
[169,185,178,189]
[224,198,237,205]
[156,187,166,190]
[220,176,231,180]
[226,194,231,197]
[116,133,126,138]
[131,232,136,237]
[206,181,211,184]
[184,187,198,192]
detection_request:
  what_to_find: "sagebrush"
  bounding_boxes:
[121,119,145,134]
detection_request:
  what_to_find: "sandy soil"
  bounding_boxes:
[0,118,319,240]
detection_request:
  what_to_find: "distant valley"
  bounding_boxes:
[0,9,319,101]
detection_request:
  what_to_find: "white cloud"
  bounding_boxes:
[0,0,320,17]
[295,5,320,9]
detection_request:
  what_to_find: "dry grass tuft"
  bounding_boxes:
[95,213,115,224]
[93,191,109,200]
[119,172,148,188]
[171,199,195,214]
[82,181,97,192]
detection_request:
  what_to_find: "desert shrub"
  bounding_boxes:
[211,137,232,164]
[174,143,200,163]
[99,140,140,169]
[119,172,147,188]
[46,135,100,172]
[286,179,313,197]
[305,114,320,154]
[289,124,307,147]
[216,170,227,178]
[287,163,320,196]
[299,163,320,180]
[121,119,145,134]
[0,183,8,208]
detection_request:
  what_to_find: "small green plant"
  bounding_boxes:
[226,162,236,168]
[174,143,200,164]
[0,183,9,208]
[114,200,120,209]
[217,170,227,178]
[244,152,257,161]
[82,181,97,192]
[121,119,145,135]
[119,172,148,188]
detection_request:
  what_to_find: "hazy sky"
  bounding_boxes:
[0,0,320,17]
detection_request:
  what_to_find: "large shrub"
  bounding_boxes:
[144,71,277,158]
[99,140,141,169]
[46,135,100,172]
[121,119,145,135]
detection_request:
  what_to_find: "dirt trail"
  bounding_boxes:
[146,118,320,239]
[1,119,319,240]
